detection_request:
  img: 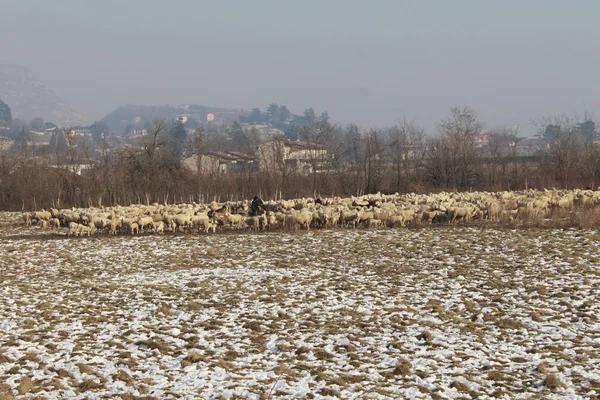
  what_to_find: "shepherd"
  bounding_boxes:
[250,196,264,216]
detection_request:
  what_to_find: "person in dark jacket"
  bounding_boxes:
[250,196,264,216]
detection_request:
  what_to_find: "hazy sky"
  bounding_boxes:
[2,0,600,134]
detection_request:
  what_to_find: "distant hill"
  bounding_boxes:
[101,104,246,134]
[0,63,86,126]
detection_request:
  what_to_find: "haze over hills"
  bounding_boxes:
[0,63,248,132]
[0,63,87,126]
[100,104,246,134]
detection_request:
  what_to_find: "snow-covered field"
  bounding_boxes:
[1,214,599,399]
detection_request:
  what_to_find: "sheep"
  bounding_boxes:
[312,211,329,228]
[122,218,139,234]
[205,221,217,233]
[27,188,600,239]
[137,216,156,233]
[190,214,210,232]
[154,221,165,234]
[290,211,312,230]
[49,218,61,230]
[60,212,80,225]
[223,212,245,229]
[367,218,382,228]
[260,214,269,230]
[448,207,475,223]
[339,210,360,228]
[422,210,443,224]
[37,219,49,230]
[391,208,416,227]
[388,214,406,228]
[357,210,375,227]
[259,212,273,230]
[326,210,340,227]
[89,217,110,231]
[243,216,257,230]
[108,219,121,235]
[485,203,500,222]
[173,214,192,230]
[33,211,52,222]
[129,222,139,235]
[67,222,80,237]
[151,213,164,223]
[79,224,95,237]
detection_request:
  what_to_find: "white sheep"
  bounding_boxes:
[37,219,49,230]
[290,211,312,230]
[223,212,245,229]
[67,222,80,237]
[137,216,155,233]
[49,218,61,230]
[33,210,52,222]
[154,221,165,234]
[78,224,95,237]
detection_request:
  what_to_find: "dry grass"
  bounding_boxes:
[0,351,12,363]
[449,380,470,393]
[391,361,412,377]
[416,330,434,342]
[545,374,564,390]
[135,339,170,354]
[113,370,135,386]
[155,302,172,316]
[243,321,263,332]
[77,379,104,392]
[537,362,550,374]
[0,218,598,399]
[318,387,340,397]
[16,376,32,395]
[313,348,334,361]
[56,368,75,379]
[184,352,204,363]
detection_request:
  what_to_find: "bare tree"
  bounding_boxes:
[299,119,335,197]
[535,115,584,188]
[388,118,426,192]
[576,112,600,188]
[426,106,483,190]
[486,126,518,189]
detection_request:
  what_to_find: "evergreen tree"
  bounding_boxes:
[303,108,316,124]
[91,121,110,143]
[277,106,291,125]
[30,117,45,132]
[577,119,597,142]
[267,103,279,124]
[170,122,187,143]
[169,122,187,153]
[0,100,11,125]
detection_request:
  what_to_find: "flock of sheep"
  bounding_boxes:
[22,188,599,237]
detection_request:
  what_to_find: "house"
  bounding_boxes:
[243,124,285,140]
[182,151,256,175]
[0,136,14,152]
[515,135,547,157]
[475,134,490,148]
[49,163,94,176]
[257,139,329,174]
[131,128,148,136]
[176,116,188,125]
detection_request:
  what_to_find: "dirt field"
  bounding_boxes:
[0,214,599,399]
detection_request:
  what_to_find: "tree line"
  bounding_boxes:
[1,105,599,211]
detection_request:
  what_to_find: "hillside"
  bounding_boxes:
[101,104,246,134]
[0,63,86,126]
